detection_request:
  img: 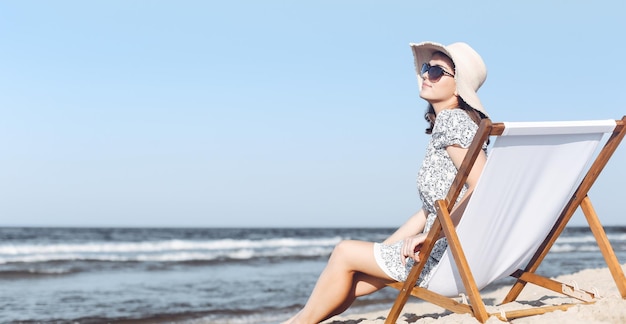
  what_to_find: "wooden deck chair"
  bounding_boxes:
[385,116,626,323]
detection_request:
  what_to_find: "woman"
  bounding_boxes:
[283,41,490,324]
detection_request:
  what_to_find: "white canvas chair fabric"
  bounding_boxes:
[425,120,617,297]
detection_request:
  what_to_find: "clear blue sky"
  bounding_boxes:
[1,1,624,227]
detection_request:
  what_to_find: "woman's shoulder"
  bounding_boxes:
[438,108,472,121]
[431,108,480,148]
[434,108,475,129]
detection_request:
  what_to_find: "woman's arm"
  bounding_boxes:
[383,208,428,245]
[445,144,487,225]
[446,144,486,192]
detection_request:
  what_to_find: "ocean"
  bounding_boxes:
[1,226,625,324]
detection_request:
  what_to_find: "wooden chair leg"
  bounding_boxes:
[581,195,626,298]
[435,200,489,323]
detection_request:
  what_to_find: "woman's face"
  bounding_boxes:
[419,53,457,108]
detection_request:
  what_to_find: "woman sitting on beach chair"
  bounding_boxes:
[283,41,490,324]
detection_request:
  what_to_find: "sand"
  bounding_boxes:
[322,264,626,323]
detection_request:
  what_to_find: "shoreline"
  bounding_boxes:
[322,264,626,323]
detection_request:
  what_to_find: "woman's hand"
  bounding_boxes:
[401,233,427,266]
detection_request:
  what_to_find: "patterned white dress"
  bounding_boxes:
[374,108,486,287]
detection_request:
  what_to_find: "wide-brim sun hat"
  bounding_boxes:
[411,41,488,117]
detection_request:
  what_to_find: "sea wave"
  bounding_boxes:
[0,237,342,264]
[3,233,622,263]
[556,233,626,244]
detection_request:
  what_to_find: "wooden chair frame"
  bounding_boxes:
[385,116,626,323]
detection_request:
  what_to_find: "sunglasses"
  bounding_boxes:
[420,63,454,82]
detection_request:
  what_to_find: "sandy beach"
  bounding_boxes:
[323,264,626,323]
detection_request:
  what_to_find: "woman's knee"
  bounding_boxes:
[328,240,382,278]
[329,240,358,261]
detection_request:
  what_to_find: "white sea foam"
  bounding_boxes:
[0,237,341,255]
[556,233,626,244]
[551,244,578,253]
[3,230,620,264]
[0,236,342,264]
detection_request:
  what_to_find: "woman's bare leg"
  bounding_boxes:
[323,271,390,320]
[283,272,387,324]
[285,240,393,324]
